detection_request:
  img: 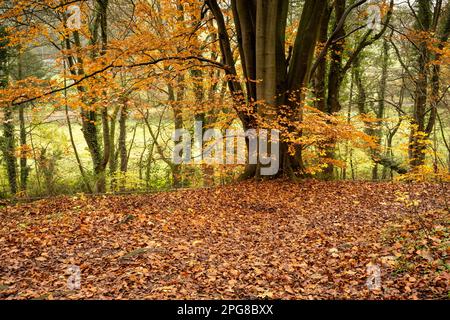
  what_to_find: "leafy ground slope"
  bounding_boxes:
[0,180,448,299]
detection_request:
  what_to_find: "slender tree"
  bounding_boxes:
[0,26,17,195]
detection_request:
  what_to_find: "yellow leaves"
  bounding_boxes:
[416,249,433,262]
[257,290,274,299]
[252,267,264,276]
[227,279,238,288]
[357,113,382,124]
[303,163,328,175]
[328,247,340,258]
[229,269,239,277]
[284,285,295,294]
[14,144,33,159]
[394,191,422,207]
[36,253,48,262]
[191,239,203,246]
[380,255,397,267]
[397,165,449,183]
[310,273,323,280]
[275,103,381,176]
[155,285,176,293]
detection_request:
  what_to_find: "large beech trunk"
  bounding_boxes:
[209,0,327,178]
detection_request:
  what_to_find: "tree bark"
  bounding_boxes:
[17,53,29,192]
[0,27,17,195]
[209,0,327,178]
[118,103,128,191]
[409,0,433,169]
[322,0,346,179]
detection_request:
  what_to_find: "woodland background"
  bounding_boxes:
[0,0,448,197]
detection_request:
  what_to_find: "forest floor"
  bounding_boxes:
[0,180,448,300]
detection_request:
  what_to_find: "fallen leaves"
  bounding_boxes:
[0,180,448,300]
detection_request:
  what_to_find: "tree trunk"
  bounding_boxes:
[314,5,331,113]
[282,0,328,177]
[409,0,433,170]
[108,106,120,190]
[169,77,185,188]
[322,0,346,180]
[18,104,28,192]
[372,39,389,180]
[0,28,17,195]
[2,107,17,195]
[119,103,128,191]
[17,53,29,192]
[210,0,327,178]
